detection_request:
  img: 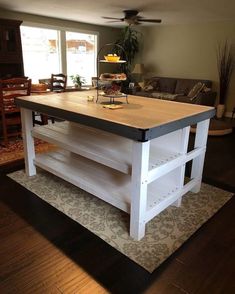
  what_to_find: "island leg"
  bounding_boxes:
[173,126,190,207]
[130,140,150,240]
[21,108,36,176]
[190,119,210,193]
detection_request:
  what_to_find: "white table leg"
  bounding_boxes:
[190,119,210,193]
[130,140,150,240]
[21,108,36,176]
[173,126,190,207]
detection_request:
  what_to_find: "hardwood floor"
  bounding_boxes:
[0,130,234,294]
[203,130,235,193]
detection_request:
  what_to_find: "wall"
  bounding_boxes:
[1,10,234,112]
[140,21,235,113]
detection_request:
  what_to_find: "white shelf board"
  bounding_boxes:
[32,122,185,177]
[34,150,131,213]
[32,121,132,174]
[34,150,183,218]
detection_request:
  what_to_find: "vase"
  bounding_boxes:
[216,104,225,119]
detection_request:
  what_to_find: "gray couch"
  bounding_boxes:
[133,77,216,106]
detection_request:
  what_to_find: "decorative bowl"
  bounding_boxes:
[104,55,120,62]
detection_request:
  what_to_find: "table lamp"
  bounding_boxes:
[132,63,145,88]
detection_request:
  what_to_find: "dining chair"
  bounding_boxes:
[50,73,67,92]
[32,74,67,125]
[38,78,51,89]
[31,82,52,126]
[0,77,31,146]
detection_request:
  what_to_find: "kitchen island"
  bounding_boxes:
[16,90,215,240]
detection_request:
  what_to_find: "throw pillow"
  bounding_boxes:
[138,82,144,89]
[203,86,211,92]
[151,80,160,90]
[143,78,160,92]
[144,84,154,92]
[187,82,205,99]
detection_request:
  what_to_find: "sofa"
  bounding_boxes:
[133,77,217,106]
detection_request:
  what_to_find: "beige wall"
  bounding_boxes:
[140,21,235,112]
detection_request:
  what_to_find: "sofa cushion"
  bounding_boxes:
[152,92,179,101]
[143,78,160,92]
[175,79,212,95]
[134,91,154,97]
[158,78,177,94]
[187,82,205,99]
[174,95,194,104]
[143,84,154,92]
[202,86,212,92]
[175,79,196,95]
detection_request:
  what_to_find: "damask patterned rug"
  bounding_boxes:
[0,139,56,166]
[8,169,233,273]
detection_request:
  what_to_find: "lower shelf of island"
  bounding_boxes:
[34,149,198,222]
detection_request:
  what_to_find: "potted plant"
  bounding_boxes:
[114,26,141,86]
[70,74,85,88]
[216,41,234,118]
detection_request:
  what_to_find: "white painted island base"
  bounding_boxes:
[21,107,210,241]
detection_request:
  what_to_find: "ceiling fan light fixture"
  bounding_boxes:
[102,9,161,25]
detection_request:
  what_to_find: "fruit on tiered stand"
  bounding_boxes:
[104,82,121,95]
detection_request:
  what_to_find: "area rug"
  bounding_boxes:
[0,139,56,166]
[8,169,233,272]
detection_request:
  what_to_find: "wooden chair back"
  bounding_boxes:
[50,73,67,92]
[38,78,51,89]
[0,77,31,146]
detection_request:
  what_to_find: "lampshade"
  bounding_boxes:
[132,63,145,74]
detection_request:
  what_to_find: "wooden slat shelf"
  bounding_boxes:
[34,150,181,216]
[34,150,130,213]
[32,121,184,175]
[32,121,132,174]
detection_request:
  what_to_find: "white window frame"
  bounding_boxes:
[21,21,99,84]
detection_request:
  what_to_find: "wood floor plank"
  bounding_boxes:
[0,202,28,239]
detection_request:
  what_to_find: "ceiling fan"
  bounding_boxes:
[102,10,162,25]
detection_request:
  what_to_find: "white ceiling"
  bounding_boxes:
[0,0,234,27]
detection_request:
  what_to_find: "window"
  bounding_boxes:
[21,26,61,83]
[21,25,98,86]
[66,31,96,86]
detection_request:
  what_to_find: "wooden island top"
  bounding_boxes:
[16,90,215,141]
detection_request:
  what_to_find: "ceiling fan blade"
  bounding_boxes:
[138,19,162,23]
[102,16,122,20]
[106,20,123,23]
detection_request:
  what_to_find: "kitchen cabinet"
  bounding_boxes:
[0,18,24,78]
